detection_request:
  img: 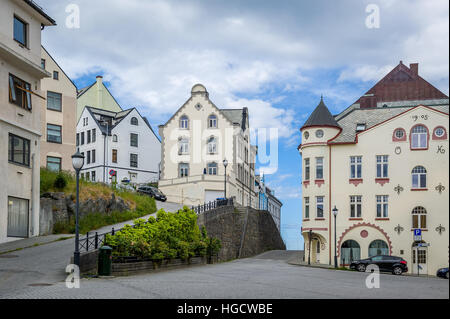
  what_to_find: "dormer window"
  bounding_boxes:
[180,115,189,129]
[131,117,138,125]
[356,123,366,132]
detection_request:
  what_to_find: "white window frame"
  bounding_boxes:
[316,196,324,218]
[350,195,362,218]
[376,195,388,218]
[411,125,428,149]
[316,157,323,179]
[412,166,427,189]
[376,155,388,178]
[350,156,362,179]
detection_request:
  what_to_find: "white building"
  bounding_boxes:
[267,188,282,231]
[0,0,55,243]
[158,84,258,206]
[255,175,282,231]
[76,106,161,185]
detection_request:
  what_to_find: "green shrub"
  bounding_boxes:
[40,167,57,193]
[54,173,68,190]
[106,207,221,260]
[207,237,222,256]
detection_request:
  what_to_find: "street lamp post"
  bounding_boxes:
[223,159,228,199]
[72,149,85,267]
[332,206,339,268]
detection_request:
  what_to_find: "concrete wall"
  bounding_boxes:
[197,206,285,261]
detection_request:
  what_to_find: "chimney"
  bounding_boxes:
[410,63,419,77]
[96,75,103,107]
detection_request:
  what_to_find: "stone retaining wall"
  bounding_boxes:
[40,192,129,235]
[197,206,286,261]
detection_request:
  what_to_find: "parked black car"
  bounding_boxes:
[350,255,408,275]
[436,267,449,279]
[137,186,167,202]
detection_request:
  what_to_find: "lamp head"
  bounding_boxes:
[72,149,85,172]
[332,205,338,217]
[223,159,228,168]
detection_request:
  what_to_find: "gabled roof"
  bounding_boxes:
[77,83,94,97]
[301,97,340,130]
[82,106,160,142]
[41,46,77,90]
[23,0,56,26]
[76,78,123,111]
[161,84,241,129]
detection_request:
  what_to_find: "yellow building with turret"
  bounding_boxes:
[299,62,449,276]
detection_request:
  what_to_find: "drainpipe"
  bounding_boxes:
[30,153,35,237]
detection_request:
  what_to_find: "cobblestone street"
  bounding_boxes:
[2,250,448,299]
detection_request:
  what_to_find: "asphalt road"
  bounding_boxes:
[1,250,448,299]
[0,200,183,297]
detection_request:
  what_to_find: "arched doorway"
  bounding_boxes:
[368,240,389,257]
[340,240,360,265]
[412,241,428,275]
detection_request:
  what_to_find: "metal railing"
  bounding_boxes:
[191,198,234,215]
[79,220,150,252]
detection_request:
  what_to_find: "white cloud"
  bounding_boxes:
[39,0,449,140]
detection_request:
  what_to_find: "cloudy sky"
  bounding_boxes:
[39,0,449,249]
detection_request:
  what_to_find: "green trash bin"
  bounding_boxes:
[98,245,113,276]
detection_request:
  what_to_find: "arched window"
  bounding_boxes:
[412,166,427,189]
[208,114,217,128]
[410,125,428,149]
[340,240,360,265]
[412,206,427,229]
[112,134,118,142]
[207,162,218,175]
[178,137,189,155]
[207,136,217,154]
[368,240,389,257]
[131,117,138,125]
[180,115,189,129]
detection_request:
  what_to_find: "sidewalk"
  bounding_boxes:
[0,234,73,255]
[287,256,335,269]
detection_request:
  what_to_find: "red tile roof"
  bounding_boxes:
[356,61,448,108]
